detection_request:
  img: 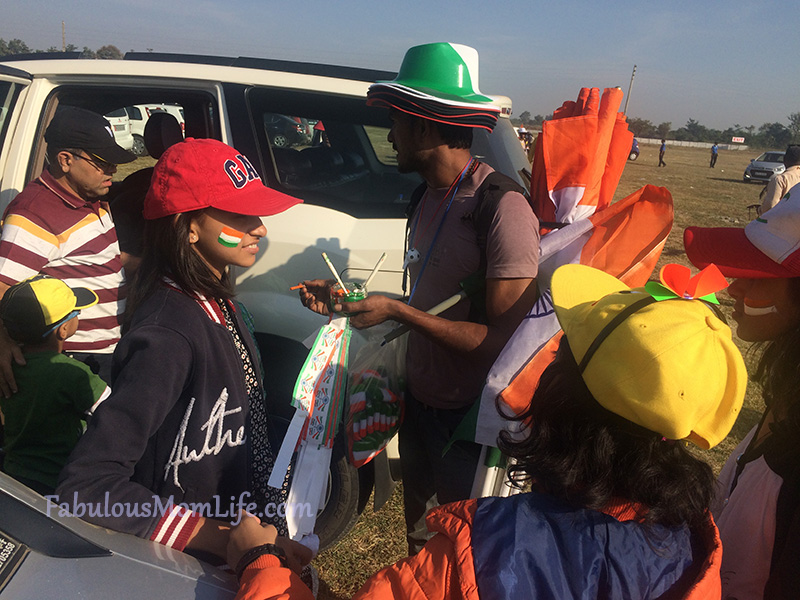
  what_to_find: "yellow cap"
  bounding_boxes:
[551,264,746,449]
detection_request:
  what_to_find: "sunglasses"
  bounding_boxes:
[71,152,117,173]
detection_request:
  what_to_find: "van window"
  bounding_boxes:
[0,81,24,157]
[34,87,216,184]
[246,87,421,219]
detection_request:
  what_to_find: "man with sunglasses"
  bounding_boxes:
[0,106,135,392]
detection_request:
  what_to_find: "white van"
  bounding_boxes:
[0,52,531,560]
[124,104,185,156]
[103,108,135,152]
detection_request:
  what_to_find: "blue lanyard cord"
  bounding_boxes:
[407,158,475,306]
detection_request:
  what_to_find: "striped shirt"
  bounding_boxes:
[0,171,126,353]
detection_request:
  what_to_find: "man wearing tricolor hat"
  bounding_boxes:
[300,42,540,554]
[684,187,800,598]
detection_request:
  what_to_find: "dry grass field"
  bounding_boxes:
[312,143,771,598]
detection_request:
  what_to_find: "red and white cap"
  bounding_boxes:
[144,138,301,220]
[684,183,800,279]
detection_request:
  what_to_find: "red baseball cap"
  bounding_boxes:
[144,138,301,219]
[684,185,800,279]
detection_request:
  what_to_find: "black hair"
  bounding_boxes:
[498,338,715,530]
[45,147,81,167]
[753,277,800,426]
[784,145,800,168]
[124,210,233,332]
[430,121,473,150]
[4,322,56,346]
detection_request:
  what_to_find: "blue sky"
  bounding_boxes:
[3,0,798,132]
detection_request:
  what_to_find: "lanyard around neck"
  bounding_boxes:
[407,158,475,305]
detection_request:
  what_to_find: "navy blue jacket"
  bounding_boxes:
[58,285,258,544]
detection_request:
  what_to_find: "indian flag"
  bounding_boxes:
[461,88,674,498]
[218,226,243,248]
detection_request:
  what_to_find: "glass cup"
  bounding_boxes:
[330,282,367,315]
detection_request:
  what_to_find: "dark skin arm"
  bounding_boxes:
[298,276,538,362]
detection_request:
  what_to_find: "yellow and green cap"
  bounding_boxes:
[550,264,746,449]
[0,274,98,341]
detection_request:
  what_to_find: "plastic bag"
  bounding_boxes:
[345,323,407,467]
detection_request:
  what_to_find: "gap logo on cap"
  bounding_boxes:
[224,154,261,189]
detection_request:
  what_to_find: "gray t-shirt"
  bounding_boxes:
[406,162,540,409]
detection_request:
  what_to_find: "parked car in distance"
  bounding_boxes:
[263,113,310,148]
[629,138,639,161]
[103,108,135,152]
[743,150,785,183]
[124,104,186,156]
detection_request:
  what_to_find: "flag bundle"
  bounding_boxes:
[268,316,350,541]
[531,87,633,227]
[468,88,674,495]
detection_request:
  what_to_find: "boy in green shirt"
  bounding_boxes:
[0,274,109,495]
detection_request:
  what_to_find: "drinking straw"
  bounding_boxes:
[321,252,348,294]
[362,252,387,290]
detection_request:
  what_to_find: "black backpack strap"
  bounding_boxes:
[473,172,527,274]
[405,181,428,221]
[468,172,528,323]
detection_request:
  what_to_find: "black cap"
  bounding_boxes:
[0,274,98,343]
[45,107,136,165]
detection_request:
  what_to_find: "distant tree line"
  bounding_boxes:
[0,37,125,60]
[4,34,799,150]
[513,109,800,150]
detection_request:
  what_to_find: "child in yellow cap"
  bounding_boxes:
[228,263,747,600]
[0,274,109,495]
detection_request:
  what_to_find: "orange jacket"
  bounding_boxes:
[235,494,723,600]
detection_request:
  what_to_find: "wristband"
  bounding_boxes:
[235,543,288,580]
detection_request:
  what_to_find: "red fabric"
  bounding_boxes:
[148,506,200,552]
[144,138,301,219]
[684,225,800,279]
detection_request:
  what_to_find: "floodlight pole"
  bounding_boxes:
[623,64,637,115]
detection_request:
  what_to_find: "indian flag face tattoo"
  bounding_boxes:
[218,226,244,248]
[744,297,779,316]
